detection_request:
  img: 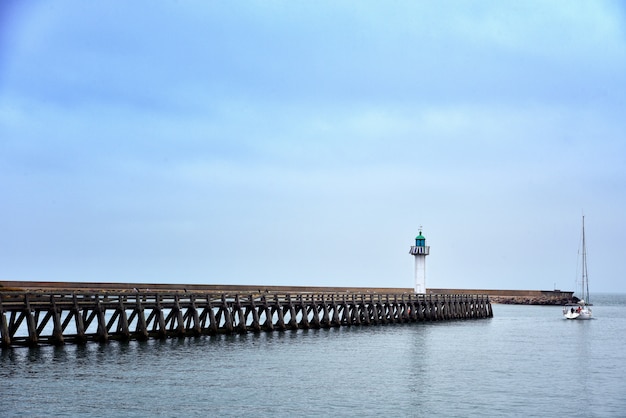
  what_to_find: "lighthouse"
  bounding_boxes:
[409,228,430,293]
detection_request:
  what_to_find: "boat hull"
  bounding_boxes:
[563,307,592,320]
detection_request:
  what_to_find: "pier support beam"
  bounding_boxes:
[0,290,492,347]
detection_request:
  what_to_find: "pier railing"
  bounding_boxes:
[0,291,492,348]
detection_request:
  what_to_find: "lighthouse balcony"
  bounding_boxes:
[409,246,430,255]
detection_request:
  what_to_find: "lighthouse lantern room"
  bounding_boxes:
[409,227,430,293]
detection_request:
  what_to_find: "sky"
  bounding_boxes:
[1,1,625,294]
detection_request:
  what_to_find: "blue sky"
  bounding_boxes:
[1,1,625,293]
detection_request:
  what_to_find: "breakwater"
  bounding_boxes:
[0,282,492,348]
[428,288,574,305]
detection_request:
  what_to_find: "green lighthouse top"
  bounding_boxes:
[415,229,426,247]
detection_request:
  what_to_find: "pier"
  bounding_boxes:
[0,282,492,348]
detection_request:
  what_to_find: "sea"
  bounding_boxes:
[2,293,625,417]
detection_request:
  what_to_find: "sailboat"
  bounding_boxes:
[563,215,593,320]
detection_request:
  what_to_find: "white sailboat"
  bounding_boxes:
[563,215,593,320]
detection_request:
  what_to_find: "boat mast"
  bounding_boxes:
[581,215,589,304]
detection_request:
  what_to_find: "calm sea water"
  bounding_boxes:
[2,293,625,417]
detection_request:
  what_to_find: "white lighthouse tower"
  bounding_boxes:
[409,228,430,294]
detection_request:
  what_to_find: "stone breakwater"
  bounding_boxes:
[487,295,572,305]
[428,288,574,305]
[0,281,572,306]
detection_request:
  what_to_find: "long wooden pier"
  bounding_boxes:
[0,287,492,348]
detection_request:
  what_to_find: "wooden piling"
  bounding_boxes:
[0,295,11,348]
